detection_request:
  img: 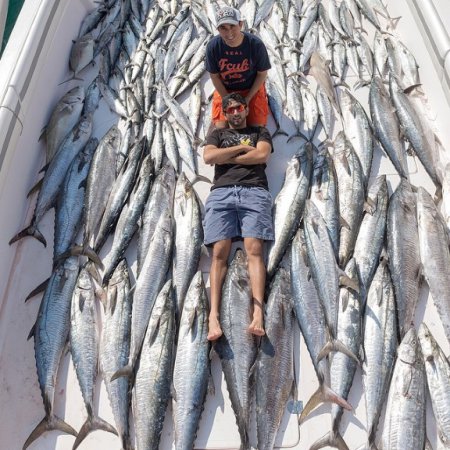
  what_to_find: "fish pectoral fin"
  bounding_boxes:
[340,216,350,230]
[364,198,377,215]
[339,272,360,293]
[27,178,44,198]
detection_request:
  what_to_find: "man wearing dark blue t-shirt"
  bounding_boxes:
[206,6,271,129]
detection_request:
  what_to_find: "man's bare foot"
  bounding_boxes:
[207,316,223,341]
[248,318,265,336]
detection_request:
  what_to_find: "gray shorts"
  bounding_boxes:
[203,185,275,246]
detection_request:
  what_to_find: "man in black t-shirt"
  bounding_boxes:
[203,93,274,341]
[206,6,271,129]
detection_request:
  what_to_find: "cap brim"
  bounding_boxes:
[216,19,239,27]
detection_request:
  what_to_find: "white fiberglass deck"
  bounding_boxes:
[0,1,449,449]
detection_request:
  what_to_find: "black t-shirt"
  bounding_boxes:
[206,126,273,190]
[205,32,271,90]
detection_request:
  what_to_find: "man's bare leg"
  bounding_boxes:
[207,239,232,341]
[244,237,266,336]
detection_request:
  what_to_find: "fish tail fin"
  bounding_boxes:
[299,383,352,424]
[72,416,117,449]
[9,223,47,247]
[27,178,43,198]
[317,339,360,363]
[23,414,77,449]
[55,244,103,269]
[272,127,289,138]
[310,430,350,450]
[111,364,133,382]
[58,74,84,86]
[25,277,49,302]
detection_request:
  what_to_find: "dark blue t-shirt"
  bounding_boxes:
[205,32,271,91]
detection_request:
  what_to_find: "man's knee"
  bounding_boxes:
[244,238,264,259]
[212,239,232,262]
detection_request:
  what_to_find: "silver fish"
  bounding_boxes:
[312,259,362,450]
[23,257,79,449]
[100,260,133,450]
[291,227,353,423]
[418,323,450,447]
[10,115,93,247]
[172,272,211,449]
[132,280,175,450]
[369,77,408,179]
[389,74,441,188]
[137,163,176,274]
[310,148,340,258]
[352,175,388,303]
[54,138,97,263]
[43,86,85,163]
[214,249,257,450]
[102,155,154,286]
[333,132,366,268]
[338,88,373,188]
[267,144,312,279]
[173,173,204,318]
[113,210,173,380]
[362,257,397,449]
[387,179,421,338]
[417,187,450,347]
[381,328,426,450]
[70,268,117,449]
[256,267,295,450]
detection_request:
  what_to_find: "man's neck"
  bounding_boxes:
[229,122,247,130]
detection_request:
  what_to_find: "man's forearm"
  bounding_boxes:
[225,148,268,165]
[210,74,229,98]
[204,144,254,165]
[245,71,267,102]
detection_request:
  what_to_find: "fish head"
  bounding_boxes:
[418,323,438,363]
[398,327,420,365]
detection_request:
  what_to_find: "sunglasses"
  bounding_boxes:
[224,104,246,114]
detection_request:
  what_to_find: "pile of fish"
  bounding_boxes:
[8,0,450,448]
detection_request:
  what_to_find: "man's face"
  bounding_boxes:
[224,100,248,128]
[217,23,242,46]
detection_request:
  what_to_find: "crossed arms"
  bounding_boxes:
[203,140,272,165]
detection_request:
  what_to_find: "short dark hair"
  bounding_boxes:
[222,93,247,111]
